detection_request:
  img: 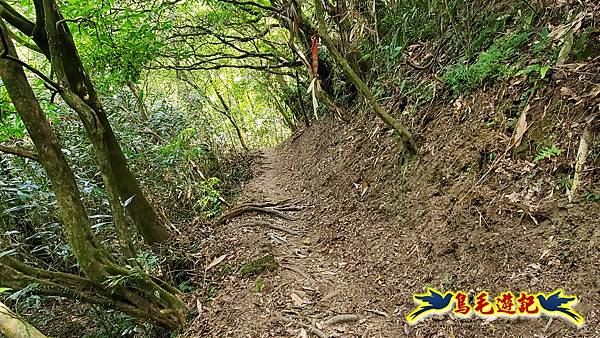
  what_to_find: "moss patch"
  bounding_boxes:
[239,255,278,278]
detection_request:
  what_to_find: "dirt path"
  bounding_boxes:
[198,148,385,337]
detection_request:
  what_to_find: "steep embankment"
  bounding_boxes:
[188,70,599,337]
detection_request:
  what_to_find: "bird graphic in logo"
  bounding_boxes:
[406,288,454,324]
[537,289,584,326]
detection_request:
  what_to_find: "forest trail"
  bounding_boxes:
[193,110,600,338]
[2,1,599,337]
[200,147,380,337]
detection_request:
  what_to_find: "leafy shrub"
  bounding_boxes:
[443,31,532,93]
[533,145,562,163]
[195,177,223,218]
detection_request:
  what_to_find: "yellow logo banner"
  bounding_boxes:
[406,288,583,327]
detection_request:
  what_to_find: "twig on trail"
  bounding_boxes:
[364,308,388,317]
[215,205,297,225]
[323,314,359,326]
[274,206,305,212]
[241,221,301,236]
[282,264,311,280]
[321,290,341,302]
[273,316,327,338]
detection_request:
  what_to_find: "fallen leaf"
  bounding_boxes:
[548,12,586,42]
[122,195,136,207]
[291,293,304,307]
[513,105,529,148]
[556,28,573,66]
[205,254,227,271]
[292,289,307,298]
[529,263,541,271]
[560,86,579,101]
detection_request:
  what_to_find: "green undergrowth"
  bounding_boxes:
[443,31,532,93]
[370,1,594,102]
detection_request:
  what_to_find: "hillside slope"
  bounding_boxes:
[189,76,599,336]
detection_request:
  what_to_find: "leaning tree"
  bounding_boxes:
[0,0,171,244]
[0,0,187,328]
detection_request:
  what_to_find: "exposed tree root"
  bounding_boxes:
[216,200,299,225]
[274,206,304,212]
[282,264,311,280]
[236,198,292,208]
[241,221,301,236]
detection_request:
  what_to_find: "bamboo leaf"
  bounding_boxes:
[0,249,16,258]
[122,195,136,207]
[513,104,529,148]
[556,29,573,66]
[205,254,227,271]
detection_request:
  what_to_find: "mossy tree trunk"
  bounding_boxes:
[43,0,170,244]
[0,300,47,338]
[1,0,171,244]
[0,19,187,328]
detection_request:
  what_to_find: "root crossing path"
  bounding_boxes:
[197,149,397,337]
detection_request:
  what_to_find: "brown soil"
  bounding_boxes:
[184,81,600,338]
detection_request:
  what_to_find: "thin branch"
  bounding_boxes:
[147,61,298,76]
[214,0,279,13]
[0,144,40,161]
[0,1,35,35]
[0,24,59,91]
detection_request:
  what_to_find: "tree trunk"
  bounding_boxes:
[214,89,250,152]
[0,301,47,338]
[0,20,186,328]
[38,0,170,244]
[0,19,115,279]
[126,81,149,122]
[294,70,310,127]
